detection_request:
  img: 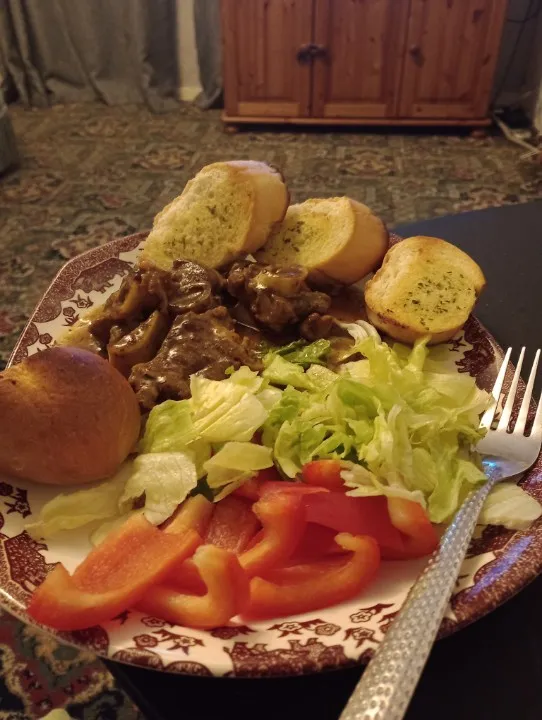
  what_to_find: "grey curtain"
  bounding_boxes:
[0,87,19,173]
[194,0,222,109]
[0,0,179,111]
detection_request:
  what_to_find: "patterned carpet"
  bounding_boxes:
[0,101,541,718]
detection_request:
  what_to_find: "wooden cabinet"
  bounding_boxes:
[221,0,508,127]
[221,0,313,118]
[312,0,409,119]
[399,0,508,119]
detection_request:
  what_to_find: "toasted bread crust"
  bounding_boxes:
[257,197,389,285]
[139,161,288,270]
[313,199,389,284]
[364,236,485,345]
[366,307,463,345]
[225,161,289,255]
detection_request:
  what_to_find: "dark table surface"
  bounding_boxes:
[105,201,542,720]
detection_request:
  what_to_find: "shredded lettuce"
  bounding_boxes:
[262,337,492,522]
[342,462,427,507]
[204,442,273,501]
[26,463,132,540]
[120,452,198,525]
[335,320,382,361]
[479,482,542,530]
[26,452,199,538]
[339,320,381,343]
[262,355,316,390]
[306,364,338,389]
[139,399,211,476]
[190,372,268,442]
[280,339,331,367]
[256,387,283,411]
[139,399,194,454]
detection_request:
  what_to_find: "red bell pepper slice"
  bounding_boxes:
[260,478,434,560]
[137,544,249,629]
[166,495,260,592]
[28,515,200,631]
[168,558,206,595]
[163,494,214,536]
[162,495,215,587]
[259,480,329,497]
[233,467,283,500]
[239,492,306,576]
[244,533,380,620]
[262,555,350,585]
[288,523,345,563]
[233,478,263,501]
[259,481,409,557]
[172,509,340,593]
[204,495,260,553]
[384,497,439,559]
[302,459,345,490]
[300,491,405,555]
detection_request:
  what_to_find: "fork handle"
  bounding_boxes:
[339,477,497,720]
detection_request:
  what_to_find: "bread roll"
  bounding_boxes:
[0,347,141,485]
[139,161,289,271]
[255,197,388,285]
[364,236,486,345]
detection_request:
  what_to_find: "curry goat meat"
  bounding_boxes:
[85,258,337,411]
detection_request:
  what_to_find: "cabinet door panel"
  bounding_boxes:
[399,0,508,119]
[312,0,410,119]
[222,0,313,118]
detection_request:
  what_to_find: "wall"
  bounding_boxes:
[177,0,201,101]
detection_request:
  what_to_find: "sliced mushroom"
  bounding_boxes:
[249,265,308,297]
[90,270,169,345]
[107,311,170,377]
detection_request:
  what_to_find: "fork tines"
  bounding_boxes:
[480,347,542,437]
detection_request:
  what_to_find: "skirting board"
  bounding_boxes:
[221,112,492,128]
[178,86,201,102]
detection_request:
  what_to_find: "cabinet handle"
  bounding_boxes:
[409,44,425,67]
[297,43,312,63]
[297,43,328,64]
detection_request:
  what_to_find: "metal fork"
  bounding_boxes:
[340,347,542,720]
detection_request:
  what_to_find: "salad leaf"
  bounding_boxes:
[281,339,331,367]
[334,320,382,361]
[139,399,211,476]
[274,340,306,356]
[227,365,265,393]
[423,445,486,523]
[139,400,194,453]
[479,482,542,530]
[261,337,492,523]
[205,441,274,476]
[120,452,198,525]
[26,463,132,539]
[266,384,357,478]
[306,364,338,390]
[204,442,273,500]
[190,372,268,442]
[262,355,315,390]
[339,320,381,343]
[256,386,283,411]
[342,462,427,506]
[273,421,304,478]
